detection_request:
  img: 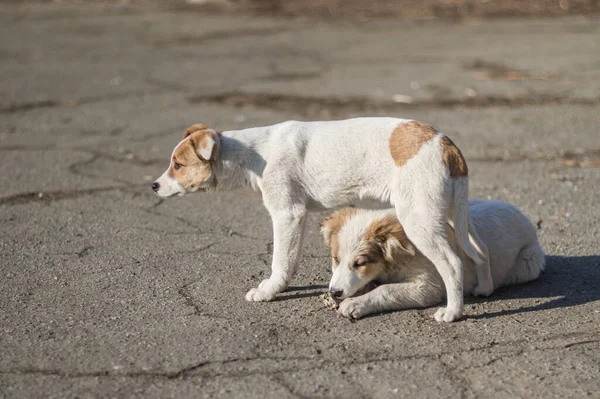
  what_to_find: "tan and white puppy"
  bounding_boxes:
[321,200,545,319]
[153,118,492,322]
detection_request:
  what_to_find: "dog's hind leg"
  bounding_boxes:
[245,207,307,302]
[503,242,546,286]
[399,209,465,322]
[392,173,465,322]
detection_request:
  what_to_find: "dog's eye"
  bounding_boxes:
[332,256,339,264]
[174,162,182,170]
[353,257,370,268]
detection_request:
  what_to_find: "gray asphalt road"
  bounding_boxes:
[1,4,599,398]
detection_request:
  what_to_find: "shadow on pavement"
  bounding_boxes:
[274,284,329,301]
[468,255,600,319]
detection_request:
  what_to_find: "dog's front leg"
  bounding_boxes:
[338,281,443,319]
[245,208,307,302]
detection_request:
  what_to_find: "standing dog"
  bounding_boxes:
[320,200,545,319]
[153,118,491,322]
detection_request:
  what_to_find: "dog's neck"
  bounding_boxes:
[212,127,269,192]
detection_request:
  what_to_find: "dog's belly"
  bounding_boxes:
[305,190,392,211]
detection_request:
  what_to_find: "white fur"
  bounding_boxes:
[154,117,491,322]
[330,200,546,319]
[155,136,189,197]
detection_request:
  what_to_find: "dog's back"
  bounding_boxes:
[467,200,545,290]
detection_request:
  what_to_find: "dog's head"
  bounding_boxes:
[153,124,221,198]
[320,209,416,299]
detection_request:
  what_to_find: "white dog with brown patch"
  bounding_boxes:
[153,118,492,322]
[321,200,545,319]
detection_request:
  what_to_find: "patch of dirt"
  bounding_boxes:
[172,0,600,20]
[463,60,559,81]
[187,91,600,118]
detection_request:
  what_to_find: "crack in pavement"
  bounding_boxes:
[563,338,600,348]
[139,205,267,242]
[0,184,147,206]
[2,329,597,381]
[177,280,233,320]
[182,242,221,254]
[57,246,94,258]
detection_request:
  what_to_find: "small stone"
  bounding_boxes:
[392,94,413,104]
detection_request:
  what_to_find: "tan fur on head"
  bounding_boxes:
[321,209,416,287]
[363,215,416,263]
[183,123,208,139]
[320,208,359,260]
[169,129,220,191]
[350,216,417,289]
[188,129,220,162]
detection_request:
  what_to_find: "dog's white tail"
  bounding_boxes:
[451,177,486,265]
[450,176,495,296]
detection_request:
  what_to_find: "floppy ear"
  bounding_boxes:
[381,235,416,261]
[189,130,220,162]
[183,123,208,139]
[320,216,336,247]
[372,216,416,263]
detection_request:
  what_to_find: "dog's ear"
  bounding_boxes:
[189,129,220,162]
[320,208,358,247]
[183,123,208,139]
[370,216,416,263]
[320,216,336,247]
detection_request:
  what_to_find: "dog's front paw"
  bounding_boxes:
[245,287,277,302]
[337,298,371,319]
[472,282,494,297]
[258,279,270,290]
[433,306,462,323]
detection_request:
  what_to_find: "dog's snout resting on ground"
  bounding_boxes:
[321,200,546,320]
[153,118,492,322]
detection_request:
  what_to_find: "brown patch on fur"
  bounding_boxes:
[188,130,220,162]
[320,208,359,265]
[183,123,208,138]
[170,130,220,190]
[363,215,416,264]
[389,121,438,167]
[440,135,468,177]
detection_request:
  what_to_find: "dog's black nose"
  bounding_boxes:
[329,288,343,298]
[152,182,160,192]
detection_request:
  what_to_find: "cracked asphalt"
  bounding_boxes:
[1,4,599,398]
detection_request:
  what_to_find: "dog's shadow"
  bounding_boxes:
[274,284,328,301]
[278,256,600,320]
[466,255,600,319]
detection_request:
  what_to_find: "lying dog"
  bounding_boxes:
[153,118,492,322]
[321,199,545,319]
